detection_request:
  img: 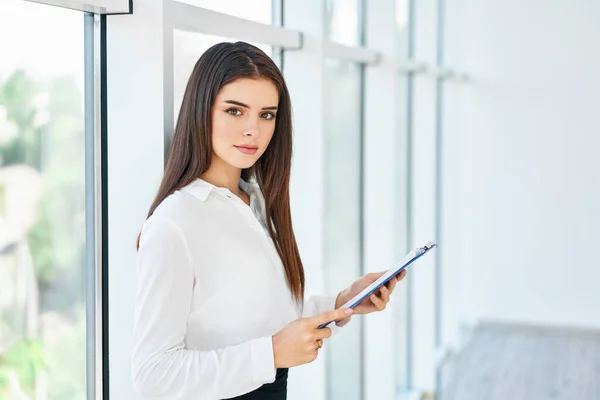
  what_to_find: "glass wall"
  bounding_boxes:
[322,1,366,398]
[323,58,363,400]
[326,0,362,46]
[0,1,88,399]
[395,0,412,393]
[409,0,441,392]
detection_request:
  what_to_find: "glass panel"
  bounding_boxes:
[413,0,438,65]
[396,0,411,59]
[409,74,438,390]
[175,0,275,25]
[173,30,275,128]
[394,73,411,394]
[437,79,463,398]
[326,0,362,46]
[0,1,87,400]
[395,0,412,392]
[323,58,362,400]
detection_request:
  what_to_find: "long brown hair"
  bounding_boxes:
[136,42,305,302]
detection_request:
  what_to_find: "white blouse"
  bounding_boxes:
[131,178,348,400]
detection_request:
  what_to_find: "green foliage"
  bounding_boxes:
[44,308,87,400]
[0,339,46,398]
[27,199,55,287]
[0,69,42,169]
[0,68,87,399]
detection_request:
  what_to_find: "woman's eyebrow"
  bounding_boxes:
[224,99,278,110]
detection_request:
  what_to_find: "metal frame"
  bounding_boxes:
[406,0,416,388]
[25,0,131,14]
[84,10,107,400]
[358,0,367,395]
[434,0,445,395]
[162,5,175,159]
[84,12,101,400]
[323,40,380,64]
[397,60,428,73]
[166,0,302,50]
[98,14,110,400]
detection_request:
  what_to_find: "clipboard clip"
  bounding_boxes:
[418,241,438,252]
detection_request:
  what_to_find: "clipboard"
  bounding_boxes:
[318,240,438,329]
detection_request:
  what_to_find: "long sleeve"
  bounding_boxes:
[131,215,276,399]
[302,294,352,328]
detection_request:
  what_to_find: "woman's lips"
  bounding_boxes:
[234,145,258,155]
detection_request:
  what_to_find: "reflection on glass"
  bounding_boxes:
[323,58,362,400]
[0,1,86,400]
[173,30,274,126]
[326,0,361,46]
[175,0,274,25]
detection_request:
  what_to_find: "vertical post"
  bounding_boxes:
[434,0,446,395]
[84,11,104,400]
[105,1,167,398]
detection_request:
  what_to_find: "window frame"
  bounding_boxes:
[83,12,108,400]
[25,0,131,14]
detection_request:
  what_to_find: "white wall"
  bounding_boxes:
[447,0,600,331]
[107,2,167,399]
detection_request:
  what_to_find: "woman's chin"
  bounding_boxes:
[227,157,258,170]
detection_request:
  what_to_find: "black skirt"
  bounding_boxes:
[226,368,288,400]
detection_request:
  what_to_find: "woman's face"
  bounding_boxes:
[211,77,279,170]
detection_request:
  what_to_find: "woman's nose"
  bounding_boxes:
[243,117,259,137]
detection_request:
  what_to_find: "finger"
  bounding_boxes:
[314,327,333,340]
[313,340,320,351]
[310,307,354,327]
[386,277,398,294]
[370,292,386,311]
[396,269,407,280]
[379,285,391,303]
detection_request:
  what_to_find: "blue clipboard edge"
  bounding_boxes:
[317,240,438,329]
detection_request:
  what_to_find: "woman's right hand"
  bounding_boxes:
[272,307,353,368]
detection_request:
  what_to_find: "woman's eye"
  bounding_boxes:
[261,112,275,120]
[226,108,242,116]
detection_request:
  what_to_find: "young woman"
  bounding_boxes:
[131,41,406,400]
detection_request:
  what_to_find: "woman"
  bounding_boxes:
[131,41,406,400]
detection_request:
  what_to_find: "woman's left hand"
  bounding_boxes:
[335,269,407,315]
